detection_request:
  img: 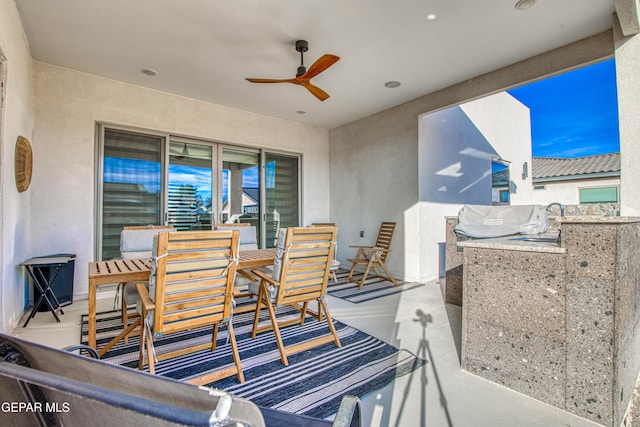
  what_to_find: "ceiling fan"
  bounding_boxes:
[246,40,340,101]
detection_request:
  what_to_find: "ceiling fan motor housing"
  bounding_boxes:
[295,40,308,53]
[295,40,309,77]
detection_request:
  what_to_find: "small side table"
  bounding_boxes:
[21,255,74,327]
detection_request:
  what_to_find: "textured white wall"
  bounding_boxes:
[0,0,35,332]
[419,93,532,205]
[460,92,534,205]
[31,62,330,299]
[415,92,533,281]
[615,14,640,215]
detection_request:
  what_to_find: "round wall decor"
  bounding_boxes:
[15,136,33,193]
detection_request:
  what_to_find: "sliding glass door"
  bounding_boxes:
[220,147,261,235]
[264,152,300,248]
[98,126,302,258]
[100,129,163,260]
[168,141,214,230]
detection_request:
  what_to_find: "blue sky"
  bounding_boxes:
[507,58,620,158]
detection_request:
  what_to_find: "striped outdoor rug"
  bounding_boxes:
[81,302,426,419]
[327,269,425,303]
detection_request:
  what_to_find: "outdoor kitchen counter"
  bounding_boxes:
[458,216,640,427]
[456,232,565,253]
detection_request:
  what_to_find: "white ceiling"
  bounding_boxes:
[14,0,616,130]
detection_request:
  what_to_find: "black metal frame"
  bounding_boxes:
[21,257,73,327]
[0,334,362,427]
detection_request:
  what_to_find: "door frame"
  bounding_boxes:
[95,123,303,258]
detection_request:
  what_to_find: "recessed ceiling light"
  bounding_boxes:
[384,81,401,89]
[297,110,307,115]
[515,0,536,10]
[426,14,437,21]
[141,68,158,76]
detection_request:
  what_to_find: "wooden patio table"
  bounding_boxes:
[87,248,276,350]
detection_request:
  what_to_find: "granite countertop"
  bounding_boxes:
[558,216,640,224]
[457,231,566,254]
[451,214,640,253]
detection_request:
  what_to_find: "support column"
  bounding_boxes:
[614,5,640,215]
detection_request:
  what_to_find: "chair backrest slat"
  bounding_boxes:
[276,226,337,305]
[152,230,239,336]
[374,222,397,262]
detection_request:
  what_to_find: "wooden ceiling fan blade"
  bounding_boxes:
[303,82,331,101]
[301,54,340,79]
[245,77,294,83]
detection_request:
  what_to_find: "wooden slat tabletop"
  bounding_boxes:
[89,258,153,285]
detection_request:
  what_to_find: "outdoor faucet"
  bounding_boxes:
[546,202,565,217]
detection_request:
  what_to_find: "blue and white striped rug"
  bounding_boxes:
[327,269,426,303]
[81,302,426,419]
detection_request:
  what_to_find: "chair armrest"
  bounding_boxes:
[349,245,374,249]
[356,247,391,253]
[136,282,155,310]
[251,269,281,287]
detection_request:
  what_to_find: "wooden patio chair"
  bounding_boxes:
[249,226,341,366]
[312,223,340,282]
[346,221,399,289]
[118,225,175,329]
[136,229,244,385]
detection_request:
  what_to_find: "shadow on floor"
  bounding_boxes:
[393,309,454,427]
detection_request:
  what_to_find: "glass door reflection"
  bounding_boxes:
[221,148,261,240]
[168,141,214,230]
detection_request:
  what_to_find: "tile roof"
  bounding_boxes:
[532,153,620,180]
[242,187,260,203]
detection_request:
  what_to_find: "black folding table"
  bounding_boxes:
[21,255,74,327]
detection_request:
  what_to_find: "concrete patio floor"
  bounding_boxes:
[12,279,600,427]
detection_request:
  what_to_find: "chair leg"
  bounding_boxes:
[358,260,375,289]
[227,321,244,383]
[251,282,265,339]
[121,291,130,343]
[331,270,338,283]
[316,300,325,322]
[319,299,341,348]
[346,262,358,283]
[347,250,365,283]
[211,323,219,351]
[121,293,127,325]
[99,317,140,358]
[377,257,399,286]
[146,334,155,374]
[138,320,146,371]
[265,298,288,366]
[299,301,308,326]
[138,307,153,373]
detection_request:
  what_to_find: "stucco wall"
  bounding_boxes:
[414,92,533,281]
[330,31,613,282]
[615,14,640,216]
[30,62,330,300]
[419,93,533,205]
[0,0,35,332]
